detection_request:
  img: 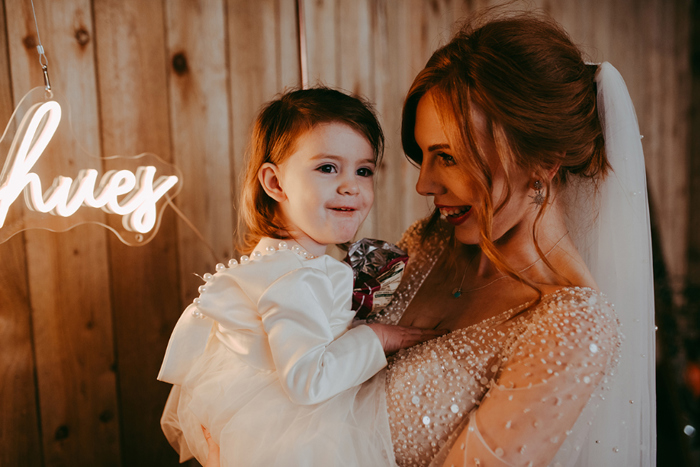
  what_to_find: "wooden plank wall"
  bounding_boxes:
[0,0,691,466]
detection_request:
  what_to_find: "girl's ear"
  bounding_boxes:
[258,163,286,202]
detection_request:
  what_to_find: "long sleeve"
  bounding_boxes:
[259,266,387,405]
[439,293,621,467]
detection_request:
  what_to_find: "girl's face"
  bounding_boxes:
[413,92,533,245]
[271,122,375,255]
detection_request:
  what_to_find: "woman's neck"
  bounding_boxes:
[456,201,570,281]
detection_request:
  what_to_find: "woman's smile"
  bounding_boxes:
[436,204,472,225]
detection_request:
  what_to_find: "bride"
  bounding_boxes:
[203,12,655,467]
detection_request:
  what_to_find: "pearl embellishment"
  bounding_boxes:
[191,309,204,319]
[215,263,225,272]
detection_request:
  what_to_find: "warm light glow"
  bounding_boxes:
[0,101,179,234]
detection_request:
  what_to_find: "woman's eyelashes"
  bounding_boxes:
[437,152,456,166]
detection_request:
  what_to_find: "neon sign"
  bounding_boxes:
[0,88,181,244]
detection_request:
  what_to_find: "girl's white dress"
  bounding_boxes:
[157,237,395,466]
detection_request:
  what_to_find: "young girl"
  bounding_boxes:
[157,88,440,466]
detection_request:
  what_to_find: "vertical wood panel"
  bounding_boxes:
[92,1,183,465]
[545,0,691,304]
[337,0,378,238]
[227,0,300,250]
[687,0,700,294]
[374,0,464,242]
[0,0,42,464]
[373,0,413,243]
[0,2,693,465]
[303,0,338,85]
[166,0,234,305]
[4,0,121,465]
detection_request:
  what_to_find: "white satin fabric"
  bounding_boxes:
[557,61,656,466]
[158,237,393,466]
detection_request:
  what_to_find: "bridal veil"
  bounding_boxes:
[557,61,656,467]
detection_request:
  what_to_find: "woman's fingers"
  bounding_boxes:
[390,326,447,352]
[367,323,448,354]
[401,327,445,346]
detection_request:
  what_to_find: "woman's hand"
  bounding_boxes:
[367,323,446,355]
[201,426,220,467]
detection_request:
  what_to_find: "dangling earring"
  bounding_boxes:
[530,180,545,206]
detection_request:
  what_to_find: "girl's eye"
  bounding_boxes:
[317,164,337,174]
[438,152,456,166]
[356,167,374,177]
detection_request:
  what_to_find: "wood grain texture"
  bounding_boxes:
[545,0,692,304]
[302,0,338,86]
[4,0,121,465]
[688,0,700,291]
[227,0,300,250]
[0,1,693,465]
[0,2,43,464]
[92,0,183,465]
[165,0,235,307]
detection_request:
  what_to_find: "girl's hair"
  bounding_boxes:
[401,13,609,289]
[239,87,384,253]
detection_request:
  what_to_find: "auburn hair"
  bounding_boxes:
[239,87,384,253]
[401,13,609,291]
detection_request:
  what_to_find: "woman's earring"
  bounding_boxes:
[530,180,545,206]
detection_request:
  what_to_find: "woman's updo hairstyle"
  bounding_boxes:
[402,12,609,284]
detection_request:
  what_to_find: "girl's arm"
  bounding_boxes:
[259,266,439,405]
[440,299,620,467]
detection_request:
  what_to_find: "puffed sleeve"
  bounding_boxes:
[258,266,387,405]
[440,293,621,467]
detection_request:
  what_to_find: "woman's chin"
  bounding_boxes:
[453,228,480,246]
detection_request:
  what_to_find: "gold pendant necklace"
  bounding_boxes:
[451,232,569,298]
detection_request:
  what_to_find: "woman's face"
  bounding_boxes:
[413,92,534,245]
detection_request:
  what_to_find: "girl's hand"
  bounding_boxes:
[201,426,220,467]
[366,323,446,355]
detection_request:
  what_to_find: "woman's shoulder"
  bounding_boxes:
[528,286,621,348]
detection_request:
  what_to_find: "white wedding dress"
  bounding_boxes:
[373,219,621,467]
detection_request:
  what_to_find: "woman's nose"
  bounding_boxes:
[416,162,444,196]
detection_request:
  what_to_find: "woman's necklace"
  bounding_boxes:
[451,232,569,298]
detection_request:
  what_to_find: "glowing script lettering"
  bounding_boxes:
[0,101,179,234]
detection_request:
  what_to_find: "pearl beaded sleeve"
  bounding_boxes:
[438,290,620,467]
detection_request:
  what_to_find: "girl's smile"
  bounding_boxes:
[260,122,375,256]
